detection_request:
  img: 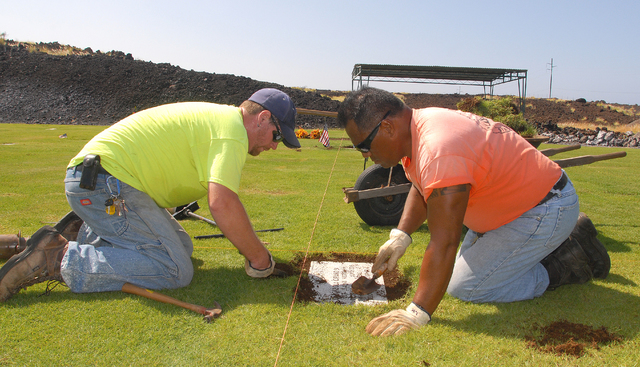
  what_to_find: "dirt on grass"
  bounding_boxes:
[525,319,622,357]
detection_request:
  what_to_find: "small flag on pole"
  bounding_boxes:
[319,122,330,148]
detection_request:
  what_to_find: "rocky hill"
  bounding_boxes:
[1,41,639,147]
[0,42,339,127]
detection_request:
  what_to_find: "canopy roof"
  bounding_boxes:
[351,64,528,112]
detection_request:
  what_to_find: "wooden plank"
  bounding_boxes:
[554,151,627,168]
[342,183,411,203]
[539,144,581,157]
[297,108,338,118]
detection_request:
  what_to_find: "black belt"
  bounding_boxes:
[73,163,110,176]
[537,172,568,206]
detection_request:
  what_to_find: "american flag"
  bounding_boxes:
[319,122,330,147]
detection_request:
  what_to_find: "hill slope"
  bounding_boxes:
[0,42,339,127]
[1,41,638,135]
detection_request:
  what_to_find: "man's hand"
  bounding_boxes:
[245,251,275,278]
[371,228,412,273]
[366,302,431,336]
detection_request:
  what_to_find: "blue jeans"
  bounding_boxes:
[447,172,580,303]
[62,168,194,293]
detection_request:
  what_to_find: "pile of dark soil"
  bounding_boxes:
[2,41,638,131]
[526,320,622,357]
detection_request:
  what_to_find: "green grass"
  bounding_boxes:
[1,123,639,366]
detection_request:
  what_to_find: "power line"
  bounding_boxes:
[547,58,556,98]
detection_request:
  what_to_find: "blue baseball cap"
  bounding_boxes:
[248,88,300,149]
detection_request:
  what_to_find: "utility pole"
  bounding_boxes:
[547,58,555,98]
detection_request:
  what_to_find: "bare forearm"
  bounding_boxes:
[212,202,266,259]
[412,240,458,315]
[208,183,270,269]
[412,184,470,315]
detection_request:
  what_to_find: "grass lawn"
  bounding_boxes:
[0,123,638,366]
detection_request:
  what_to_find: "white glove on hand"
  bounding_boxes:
[366,302,431,336]
[245,251,275,278]
[371,228,412,274]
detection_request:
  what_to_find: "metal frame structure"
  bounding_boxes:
[352,64,528,114]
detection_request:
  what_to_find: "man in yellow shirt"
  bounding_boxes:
[0,88,299,301]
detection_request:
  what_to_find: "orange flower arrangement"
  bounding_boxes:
[295,128,309,139]
[309,129,321,139]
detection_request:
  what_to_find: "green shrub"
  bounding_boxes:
[457,96,537,137]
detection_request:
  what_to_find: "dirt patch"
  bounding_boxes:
[525,319,622,357]
[274,252,411,303]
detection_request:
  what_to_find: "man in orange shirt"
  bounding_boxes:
[337,87,610,336]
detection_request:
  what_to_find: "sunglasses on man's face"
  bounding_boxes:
[354,111,391,153]
[271,115,283,143]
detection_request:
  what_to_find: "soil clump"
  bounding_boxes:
[526,319,622,357]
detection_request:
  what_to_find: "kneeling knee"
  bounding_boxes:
[447,278,473,301]
[447,280,492,303]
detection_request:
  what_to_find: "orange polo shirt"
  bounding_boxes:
[401,108,562,233]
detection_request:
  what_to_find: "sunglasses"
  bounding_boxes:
[354,111,391,153]
[271,115,283,143]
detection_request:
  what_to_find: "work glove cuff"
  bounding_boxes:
[245,252,275,278]
[389,228,412,247]
[371,229,413,274]
[406,302,431,325]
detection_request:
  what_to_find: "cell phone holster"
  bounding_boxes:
[79,154,101,190]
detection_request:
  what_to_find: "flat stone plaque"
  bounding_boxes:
[308,261,387,305]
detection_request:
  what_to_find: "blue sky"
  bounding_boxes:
[2,0,638,105]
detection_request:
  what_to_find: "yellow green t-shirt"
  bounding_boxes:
[68,102,248,208]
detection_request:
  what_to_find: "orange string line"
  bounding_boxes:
[273,136,344,367]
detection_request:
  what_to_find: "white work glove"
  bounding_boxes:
[371,228,412,274]
[244,251,275,278]
[366,302,431,336]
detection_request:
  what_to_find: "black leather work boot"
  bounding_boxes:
[53,211,84,242]
[569,213,610,279]
[0,226,68,302]
[541,237,593,291]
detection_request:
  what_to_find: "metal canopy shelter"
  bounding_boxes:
[352,64,528,113]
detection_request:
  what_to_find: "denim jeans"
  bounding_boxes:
[62,168,194,293]
[447,171,580,303]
